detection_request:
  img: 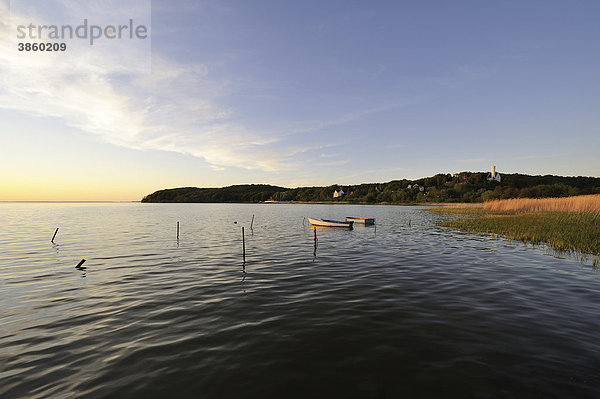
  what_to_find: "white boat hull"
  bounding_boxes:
[308,218,353,228]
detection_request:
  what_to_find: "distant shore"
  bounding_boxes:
[140,173,600,204]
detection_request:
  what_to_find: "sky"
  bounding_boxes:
[1,0,599,201]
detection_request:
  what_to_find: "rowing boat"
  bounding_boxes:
[345,217,375,225]
[308,218,353,228]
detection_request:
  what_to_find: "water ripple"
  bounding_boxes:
[0,203,599,398]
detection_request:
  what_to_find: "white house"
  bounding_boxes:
[407,184,425,192]
[487,165,501,182]
[333,189,345,198]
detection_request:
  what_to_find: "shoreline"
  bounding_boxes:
[1,200,479,206]
[431,206,600,265]
[0,201,139,203]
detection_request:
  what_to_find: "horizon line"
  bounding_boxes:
[0,200,140,203]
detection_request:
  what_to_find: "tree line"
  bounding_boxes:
[141,172,600,203]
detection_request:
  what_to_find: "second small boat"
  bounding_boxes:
[308,218,353,228]
[345,217,375,225]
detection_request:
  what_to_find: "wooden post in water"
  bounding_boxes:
[177,221,180,240]
[75,259,86,269]
[242,227,246,263]
[251,214,255,230]
[51,228,59,243]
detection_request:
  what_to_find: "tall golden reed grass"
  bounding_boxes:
[483,194,600,213]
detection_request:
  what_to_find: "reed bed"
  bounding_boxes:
[483,194,600,213]
[442,212,600,264]
[428,207,510,215]
[432,195,600,265]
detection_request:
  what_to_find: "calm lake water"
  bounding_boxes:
[1,203,599,398]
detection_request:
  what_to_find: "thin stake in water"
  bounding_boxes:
[242,226,246,264]
[75,259,86,269]
[251,215,255,230]
[51,228,59,243]
[177,221,180,240]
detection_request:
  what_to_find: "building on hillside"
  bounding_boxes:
[407,184,425,192]
[456,174,469,183]
[487,165,502,182]
[333,189,345,198]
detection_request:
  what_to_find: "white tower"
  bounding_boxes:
[488,165,501,182]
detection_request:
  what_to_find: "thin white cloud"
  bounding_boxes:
[0,1,456,175]
[315,159,349,168]
[2,1,373,173]
[513,155,547,161]
[333,166,406,183]
[0,2,306,171]
[283,98,426,137]
[457,158,487,163]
